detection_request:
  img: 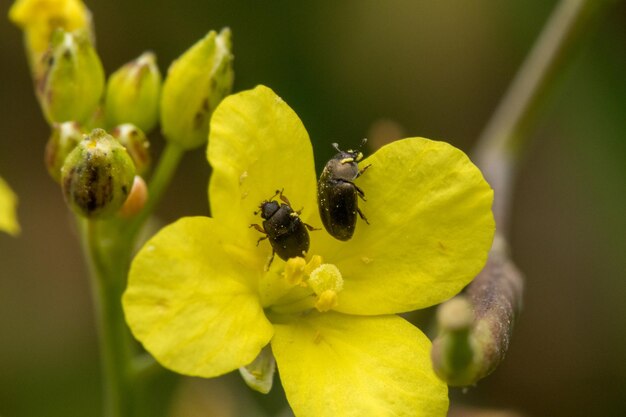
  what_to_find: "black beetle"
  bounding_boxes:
[251,189,317,264]
[317,141,370,241]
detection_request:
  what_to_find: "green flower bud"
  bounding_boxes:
[45,121,84,183]
[111,123,151,176]
[9,0,94,74]
[61,128,135,218]
[36,29,105,125]
[161,28,234,149]
[105,52,162,133]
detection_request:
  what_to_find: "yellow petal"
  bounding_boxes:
[0,177,20,236]
[311,137,494,314]
[272,312,448,417]
[123,217,273,377]
[9,0,92,63]
[208,85,318,260]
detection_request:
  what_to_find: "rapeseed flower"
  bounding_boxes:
[123,85,495,417]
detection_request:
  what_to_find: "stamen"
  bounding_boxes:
[308,264,344,313]
[282,257,306,286]
[282,255,323,286]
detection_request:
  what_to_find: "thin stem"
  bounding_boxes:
[124,142,185,242]
[81,141,187,417]
[84,219,135,417]
[433,0,614,386]
[474,0,609,234]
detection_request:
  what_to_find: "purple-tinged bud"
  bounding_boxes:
[36,29,104,125]
[61,128,135,218]
[111,123,151,176]
[45,121,84,183]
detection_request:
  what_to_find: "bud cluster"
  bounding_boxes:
[10,0,235,218]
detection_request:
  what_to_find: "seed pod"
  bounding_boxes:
[105,52,162,133]
[111,123,151,176]
[45,121,84,183]
[61,128,135,218]
[160,28,234,149]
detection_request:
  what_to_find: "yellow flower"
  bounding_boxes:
[123,85,495,417]
[9,0,92,68]
[0,176,20,236]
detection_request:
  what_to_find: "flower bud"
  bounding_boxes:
[61,128,135,218]
[36,29,104,125]
[118,176,148,218]
[161,28,234,149]
[111,124,151,176]
[45,121,84,183]
[105,52,162,133]
[9,0,94,72]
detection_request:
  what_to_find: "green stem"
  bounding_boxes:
[84,219,135,417]
[124,142,185,241]
[80,142,187,417]
[474,0,610,234]
[433,0,614,387]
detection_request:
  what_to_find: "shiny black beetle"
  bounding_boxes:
[251,189,316,263]
[317,141,370,241]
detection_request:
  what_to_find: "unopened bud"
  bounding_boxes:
[36,29,104,125]
[105,52,162,132]
[161,28,234,149]
[118,176,148,218]
[61,128,135,218]
[45,121,83,183]
[9,0,94,72]
[111,124,151,176]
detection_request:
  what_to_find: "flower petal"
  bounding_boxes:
[123,216,274,377]
[272,312,448,417]
[0,176,20,236]
[311,137,494,314]
[207,86,319,262]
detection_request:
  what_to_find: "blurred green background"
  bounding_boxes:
[1,1,625,416]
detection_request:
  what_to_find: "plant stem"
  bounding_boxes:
[474,0,610,234]
[85,219,135,417]
[81,141,187,416]
[432,0,613,386]
[124,142,185,241]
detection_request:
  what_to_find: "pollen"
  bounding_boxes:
[308,263,343,313]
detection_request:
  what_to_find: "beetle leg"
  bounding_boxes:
[336,178,367,201]
[357,207,370,224]
[250,224,270,246]
[264,251,275,271]
[278,189,292,206]
[357,163,371,177]
[304,222,321,231]
[354,184,366,200]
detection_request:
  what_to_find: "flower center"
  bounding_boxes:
[261,255,344,315]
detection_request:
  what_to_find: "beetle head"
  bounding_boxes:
[259,200,280,220]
